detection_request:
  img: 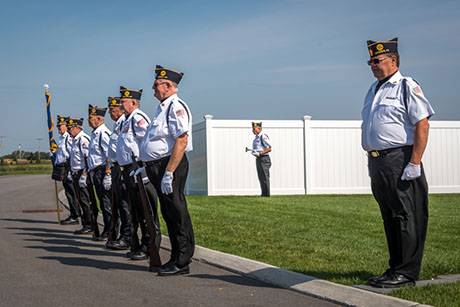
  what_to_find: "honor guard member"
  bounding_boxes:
[361,38,434,288]
[140,65,194,276]
[67,118,94,234]
[251,122,272,197]
[116,86,153,260]
[55,115,80,225]
[87,105,112,239]
[105,97,132,250]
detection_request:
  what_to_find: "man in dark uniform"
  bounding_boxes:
[67,118,94,234]
[105,97,132,250]
[361,38,435,288]
[140,65,195,276]
[87,105,112,239]
[116,86,155,260]
[251,122,272,197]
[55,115,80,225]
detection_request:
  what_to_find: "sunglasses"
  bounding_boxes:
[367,57,391,66]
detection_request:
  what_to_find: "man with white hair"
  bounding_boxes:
[139,65,195,276]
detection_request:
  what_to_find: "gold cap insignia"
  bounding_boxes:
[376,44,384,51]
[160,70,167,77]
[124,90,130,97]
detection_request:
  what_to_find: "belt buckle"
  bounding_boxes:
[370,151,380,158]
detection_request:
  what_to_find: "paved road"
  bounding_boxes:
[0,175,338,307]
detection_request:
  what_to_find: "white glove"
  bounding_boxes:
[135,167,150,185]
[67,172,73,182]
[134,167,145,177]
[161,171,174,194]
[103,174,112,190]
[252,150,260,157]
[401,162,421,181]
[129,169,136,177]
[79,174,87,188]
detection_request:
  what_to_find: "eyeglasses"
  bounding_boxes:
[367,57,390,66]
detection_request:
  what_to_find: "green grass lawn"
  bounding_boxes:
[391,282,460,307]
[174,194,459,305]
[0,163,52,175]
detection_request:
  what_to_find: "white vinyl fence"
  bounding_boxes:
[187,115,460,195]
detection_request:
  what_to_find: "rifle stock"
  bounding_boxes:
[84,157,100,238]
[134,164,162,270]
[107,178,119,243]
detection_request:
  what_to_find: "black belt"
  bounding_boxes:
[368,145,412,158]
[145,156,170,166]
[257,154,270,159]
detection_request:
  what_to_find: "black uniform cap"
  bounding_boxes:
[154,65,184,84]
[88,104,107,117]
[57,115,69,126]
[67,117,83,128]
[108,96,121,108]
[367,38,398,58]
[120,86,142,100]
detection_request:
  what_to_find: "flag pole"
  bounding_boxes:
[44,84,61,223]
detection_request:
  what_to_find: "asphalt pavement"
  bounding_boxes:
[0,175,338,307]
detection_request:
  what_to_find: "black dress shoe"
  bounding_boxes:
[93,231,109,241]
[367,269,393,285]
[74,226,93,235]
[371,273,415,288]
[130,250,148,260]
[160,260,176,269]
[149,266,162,273]
[158,265,190,276]
[105,240,116,249]
[110,239,130,250]
[61,216,79,225]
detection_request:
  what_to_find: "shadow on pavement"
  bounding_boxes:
[13,231,94,241]
[6,226,76,234]
[26,245,125,258]
[187,273,277,288]
[38,256,149,272]
[24,238,104,249]
[0,218,58,225]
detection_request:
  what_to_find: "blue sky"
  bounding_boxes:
[0,0,459,154]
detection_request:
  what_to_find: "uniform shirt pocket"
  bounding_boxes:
[374,100,405,123]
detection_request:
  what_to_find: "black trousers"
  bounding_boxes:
[145,155,195,267]
[71,170,93,227]
[63,171,80,219]
[91,165,112,233]
[369,146,429,280]
[111,163,132,241]
[121,163,154,252]
[256,155,271,196]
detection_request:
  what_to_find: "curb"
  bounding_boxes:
[58,189,429,307]
[160,237,429,307]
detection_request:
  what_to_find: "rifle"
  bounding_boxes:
[132,154,162,270]
[84,156,101,238]
[43,84,60,223]
[107,166,119,244]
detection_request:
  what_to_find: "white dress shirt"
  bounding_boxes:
[140,94,192,162]
[116,108,150,166]
[70,130,91,172]
[88,123,111,170]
